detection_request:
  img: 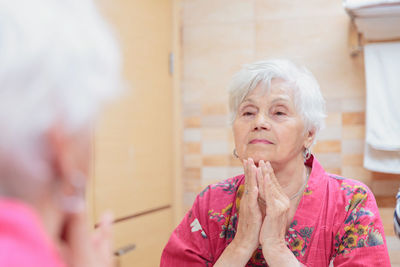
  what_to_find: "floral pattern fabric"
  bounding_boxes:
[161,156,390,266]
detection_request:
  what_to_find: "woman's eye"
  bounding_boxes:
[275,111,286,116]
[243,111,254,116]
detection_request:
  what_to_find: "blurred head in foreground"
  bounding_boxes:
[0,0,123,265]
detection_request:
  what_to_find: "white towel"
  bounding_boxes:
[364,42,400,174]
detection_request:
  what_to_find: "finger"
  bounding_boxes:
[260,161,281,203]
[243,159,248,188]
[265,161,286,197]
[93,212,114,266]
[257,160,265,198]
[93,211,113,247]
[61,211,92,265]
[247,158,257,191]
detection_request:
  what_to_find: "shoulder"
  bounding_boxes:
[325,173,374,206]
[197,174,245,201]
[191,174,245,229]
[326,175,386,257]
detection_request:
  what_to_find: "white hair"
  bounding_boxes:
[0,0,123,152]
[228,59,326,143]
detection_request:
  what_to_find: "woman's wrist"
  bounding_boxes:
[214,239,255,267]
[262,242,300,267]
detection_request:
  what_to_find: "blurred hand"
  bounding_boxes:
[231,158,263,255]
[61,211,114,267]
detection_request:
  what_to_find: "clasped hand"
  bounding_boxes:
[232,158,291,263]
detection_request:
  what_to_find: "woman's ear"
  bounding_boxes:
[304,128,316,149]
[46,123,90,213]
[47,123,92,182]
[47,123,71,182]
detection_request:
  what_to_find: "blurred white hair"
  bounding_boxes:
[0,0,123,152]
[228,59,326,144]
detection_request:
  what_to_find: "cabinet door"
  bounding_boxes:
[92,0,173,222]
[113,208,172,267]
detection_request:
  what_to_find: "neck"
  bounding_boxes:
[270,155,308,200]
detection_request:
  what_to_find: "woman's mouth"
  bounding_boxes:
[249,139,273,144]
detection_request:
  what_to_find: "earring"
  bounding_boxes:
[303,147,311,161]
[60,170,86,213]
[233,148,239,158]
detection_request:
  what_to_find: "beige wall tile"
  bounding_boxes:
[184,142,201,154]
[371,180,400,196]
[342,112,365,125]
[202,102,228,115]
[342,125,365,139]
[184,117,201,128]
[341,97,365,112]
[184,154,202,168]
[342,154,364,166]
[376,196,396,208]
[202,128,229,140]
[183,22,255,87]
[183,176,202,192]
[183,192,197,208]
[342,139,364,154]
[386,236,400,251]
[202,140,229,155]
[325,112,342,126]
[183,0,254,26]
[182,101,201,117]
[227,166,244,178]
[341,166,372,186]
[317,126,342,141]
[254,0,344,20]
[183,128,201,142]
[229,155,243,167]
[202,155,230,166]
[255,17,365,99]
[371,172,400,181]
[325,168,342,175]
[183,167,201,180]
[379,208,395,236]
[314,153,341,169]
[313,140,341,153]
[201,115,229,127]
[326,98,343,113]
[202,166,228,181]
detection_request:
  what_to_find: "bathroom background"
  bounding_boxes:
[91,0,400,266]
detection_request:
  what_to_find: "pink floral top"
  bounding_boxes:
[161,156,391,266]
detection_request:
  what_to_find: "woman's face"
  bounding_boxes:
[233,79,312,166]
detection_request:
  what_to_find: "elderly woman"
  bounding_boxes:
[161,59,390,266]
[0,0,122,266]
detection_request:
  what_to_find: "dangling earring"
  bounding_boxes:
[60,170,86,213]
[303,147,311,162]
[233,148,239,158]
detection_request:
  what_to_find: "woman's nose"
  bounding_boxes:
[253,114,270,131]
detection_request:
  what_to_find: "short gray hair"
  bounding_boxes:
[0,0,123,151]
[228,59,326,142]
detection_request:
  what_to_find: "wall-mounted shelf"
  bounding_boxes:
[343,0,400,55]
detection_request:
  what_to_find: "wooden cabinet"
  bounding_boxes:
[113,209,172,267]
[89,0,176,266]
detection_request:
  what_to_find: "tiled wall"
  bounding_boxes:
[179,0,400,248]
